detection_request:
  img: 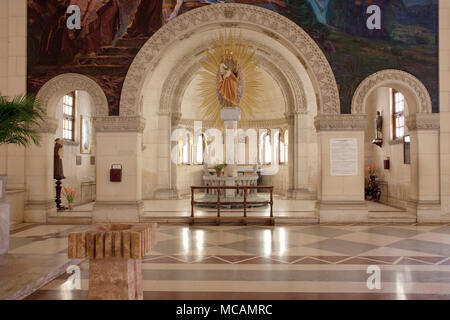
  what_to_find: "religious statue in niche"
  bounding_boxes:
[217,50,243,107]
[372,111,383,147]
[54,138,66,211]
[198,31,261,126]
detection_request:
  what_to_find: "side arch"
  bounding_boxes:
[36,73,109,117]
[351,69,432,115]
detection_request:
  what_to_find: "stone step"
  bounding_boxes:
[47,216,92,225]
[78,55,134,65]
[100,46,140,56]
[368,211,417,224]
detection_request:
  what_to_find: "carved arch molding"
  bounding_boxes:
[351,69,432,114]
[120,3,340,116]
[159,42,308,117]
[36,73,109,117]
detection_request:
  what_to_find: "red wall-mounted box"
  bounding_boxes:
[110,164,122,182]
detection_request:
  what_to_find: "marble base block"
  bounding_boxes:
[88,259,143,300]
[68,223,157,300]
[0,203,10,255]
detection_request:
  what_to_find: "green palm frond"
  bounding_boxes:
[0,94,44,147]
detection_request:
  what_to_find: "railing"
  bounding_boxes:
[190,185,274,225]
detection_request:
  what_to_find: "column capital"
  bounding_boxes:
[406,113,440,131]
[93,116,146,133]
[314,114,367,132]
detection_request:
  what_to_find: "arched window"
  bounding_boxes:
[194,133,206,164]
[259,130,272,165]
[392,89,405,140]
[62,92,75,141]
[177,130,192,165]
[279,129,286,164]
[284,130,288,163]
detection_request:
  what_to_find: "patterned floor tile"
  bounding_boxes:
[293,226,354,238]
[367,226,423,238]
[218,238,297,256]
[388,239,450,257]
[334,232,403,246]
[409,232,450,245]
[10,225,75,238]
[303,239,378,255]
[9,238,68,255]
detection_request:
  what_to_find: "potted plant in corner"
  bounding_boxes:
[62,187,77,210]
[0,94,43,254]
[213,163,227,177]
[365,164,381,201]
[0,94,43,195]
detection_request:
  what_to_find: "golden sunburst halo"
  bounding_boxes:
[198,30,262,127]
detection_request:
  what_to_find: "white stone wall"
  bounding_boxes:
[364,87,411,208]
[0,0,27,224]
[55,91,96,206]
[440,0,450,214]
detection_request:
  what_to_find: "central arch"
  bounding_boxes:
[119,3,340,116]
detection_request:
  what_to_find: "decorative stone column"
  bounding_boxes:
[406,113,441,222]
[285,111,316,199]
[221,107,240,198]
[154,111,180,199]
[93,116,145,223]
[221,107,241,177]
[314,114,368,223]
[24,117,59,222]
[68,223,157,300]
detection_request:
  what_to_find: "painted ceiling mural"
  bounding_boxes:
[27,0,438,115]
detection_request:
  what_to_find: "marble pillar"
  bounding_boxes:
[0,202,10,255]
[221,107,241,197]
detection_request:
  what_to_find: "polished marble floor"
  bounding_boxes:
[0,224,83,299]
[19,223,450,300]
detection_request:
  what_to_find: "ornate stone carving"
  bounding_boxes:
[314,114,367,131]
[351,69,432,114]
[93,116,146,133]
[159,41,308,120]
[406,113,440,130]
[36,73,109,117]
[120,3,339,116]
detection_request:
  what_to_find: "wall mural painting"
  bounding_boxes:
[27,0,438,115]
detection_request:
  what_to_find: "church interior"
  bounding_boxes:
[1,0,450,302]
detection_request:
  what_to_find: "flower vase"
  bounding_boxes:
[68,202,73,210]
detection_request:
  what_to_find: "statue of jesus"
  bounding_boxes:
[217,50,241,106]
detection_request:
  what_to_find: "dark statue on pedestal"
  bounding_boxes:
[372,111,383,147]
[54,138,66,211]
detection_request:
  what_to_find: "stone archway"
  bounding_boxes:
[36,73,108,118]
[119,3,340,117]
[351,69,440,221]
[23,73,108,223]
[351,69,432,115]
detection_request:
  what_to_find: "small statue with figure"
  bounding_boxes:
[54,138,66,211]
[372,111,383,147]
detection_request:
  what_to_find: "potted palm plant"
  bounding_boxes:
[0,94,43,254]
[0,94,44,190]
[0,94,44,147]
